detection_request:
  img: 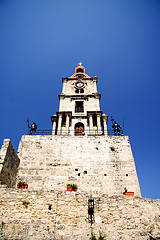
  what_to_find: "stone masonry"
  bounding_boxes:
[17,135,141,197]
[0,188,160,240]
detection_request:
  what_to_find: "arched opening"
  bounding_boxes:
[76,68,84,73]
[74,122,84,136]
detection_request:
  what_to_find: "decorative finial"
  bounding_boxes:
[78,62,82,66]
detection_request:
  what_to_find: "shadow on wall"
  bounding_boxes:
[0,139,20,187]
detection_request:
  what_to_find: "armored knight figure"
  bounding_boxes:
[112,121,121,136]
[28,122,37,135]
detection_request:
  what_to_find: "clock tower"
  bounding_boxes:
[51,63,108,135]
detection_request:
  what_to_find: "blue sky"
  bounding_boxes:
[0,0,160,199]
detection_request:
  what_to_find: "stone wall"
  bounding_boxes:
[0,188,160,240]
[59,96,100,113]
[0,139,20,187]
[17,135,141,197]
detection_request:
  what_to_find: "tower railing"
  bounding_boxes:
[27,129,124,136]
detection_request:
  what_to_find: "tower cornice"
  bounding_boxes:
[58,93,101,100]
[62,77,98,82]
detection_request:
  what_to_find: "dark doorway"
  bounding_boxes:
[74,122,84,136]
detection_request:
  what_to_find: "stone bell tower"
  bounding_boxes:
[51,63,108,135]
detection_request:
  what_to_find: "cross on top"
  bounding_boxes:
[78,62,82,66]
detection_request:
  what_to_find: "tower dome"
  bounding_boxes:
[69,62,90,78]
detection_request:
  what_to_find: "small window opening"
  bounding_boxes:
[49,205,52,210]
[126,174,128,176]
[84,171,87,174]
[75,89,79,93]
[80,89,84,93]
[104,174,107,176]
[75,168,78,171]
[62,114,66,127]
[78,173,80,176]
[75,101,84,113]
